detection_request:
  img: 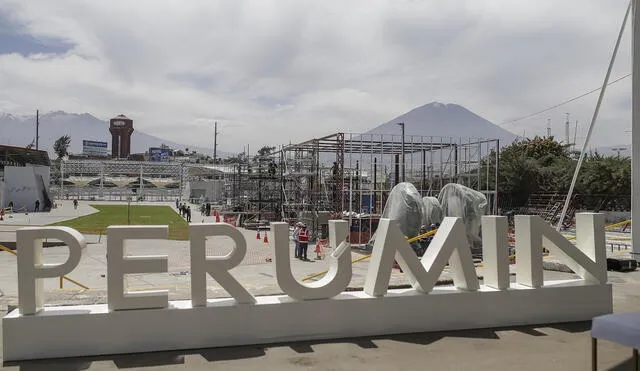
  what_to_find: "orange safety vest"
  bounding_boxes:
[298,229,309,243]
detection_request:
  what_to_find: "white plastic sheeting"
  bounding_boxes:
[422,197,443,227]
[438,183,488,246]
[381,183,425,240]
[367,182,487,249]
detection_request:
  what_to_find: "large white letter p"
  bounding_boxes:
[17,227,86,315]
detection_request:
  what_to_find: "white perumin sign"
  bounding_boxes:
[2,214,612,361]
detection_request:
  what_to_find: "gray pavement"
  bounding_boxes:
[0,199,99,227]
[0,202,639,370]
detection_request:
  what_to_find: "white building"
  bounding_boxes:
[0,145,52,212]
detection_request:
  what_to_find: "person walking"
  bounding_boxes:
[292,222,301,258]
[34,199,40,212]
[186,206,192,223]
[73,199,78,210]
[175,198,179,209]
[298,224,310,261]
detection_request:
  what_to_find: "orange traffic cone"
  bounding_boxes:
[256,230,261,239]
[263,232,269,243]
[215,214,220,222]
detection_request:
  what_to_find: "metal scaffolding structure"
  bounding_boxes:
[224,154,281,222]
[52,159,189,201]
[279,132,500,216]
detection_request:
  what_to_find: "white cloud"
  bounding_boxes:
[0,0,633,152]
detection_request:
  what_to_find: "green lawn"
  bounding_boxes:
[52,205,189,240]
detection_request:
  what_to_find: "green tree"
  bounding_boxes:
[254,145,276,161]
[485,137,571,207]
[53,135,71,159]
[489,136,632,209]
[576,154,631,196]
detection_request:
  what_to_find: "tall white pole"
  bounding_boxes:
[556,1,630,231]
[632,0,640,260]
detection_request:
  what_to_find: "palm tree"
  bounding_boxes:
[53,135,71,159]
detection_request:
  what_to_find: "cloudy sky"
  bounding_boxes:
[0,0,634,153]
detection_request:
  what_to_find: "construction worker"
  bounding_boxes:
[298,223,310,261]
[414,224,435,257]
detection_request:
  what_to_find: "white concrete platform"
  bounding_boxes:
[2,279,612,361]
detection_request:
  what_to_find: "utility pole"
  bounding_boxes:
[565,113,570,145]
[546,118,552,138]
[213,121,218,164]
[36,110,39,150]
[397,122,405,182]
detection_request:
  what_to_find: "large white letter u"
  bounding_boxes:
[273,220,351,300]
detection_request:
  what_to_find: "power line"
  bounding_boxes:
[499,73,631,126]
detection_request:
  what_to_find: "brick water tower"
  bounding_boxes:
[109,115,134,158]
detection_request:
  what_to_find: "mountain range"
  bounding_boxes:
[0,111,214,157]
[366,102,519,145]
[1,103,524,159]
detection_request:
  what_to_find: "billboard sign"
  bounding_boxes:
[82,140,108,157]
[149,147,171,162]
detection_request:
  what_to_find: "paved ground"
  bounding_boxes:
[1,202,639,370]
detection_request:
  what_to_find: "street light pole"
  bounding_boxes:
[213,121,218,164]
[397,122,405,182]
[60,158,64,201]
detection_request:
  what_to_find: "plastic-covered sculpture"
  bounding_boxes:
[437,183,488,246]
[367,182,425,249]
[381,182,425,240]
[422,196,443,226]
